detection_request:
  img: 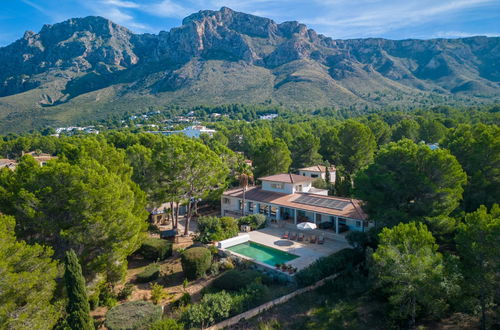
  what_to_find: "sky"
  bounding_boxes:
[1,0,499,46]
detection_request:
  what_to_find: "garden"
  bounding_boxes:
[92,213,298,329]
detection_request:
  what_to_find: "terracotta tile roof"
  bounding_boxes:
[223,186,367,220]
[258,173,314,184]
[298,165,336,172]
[0,158,17,169]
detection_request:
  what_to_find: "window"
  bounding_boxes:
[259,204,269,215]
[223,197,230,204]
[311,174,318,178]
[248,202,254,212]
[238,199,243,210]
[296,185,303,192]
[270,206,277,217]
[270,183,284,189]
[356,221,361,227]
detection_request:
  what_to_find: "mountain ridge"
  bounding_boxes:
[0,7,499,133]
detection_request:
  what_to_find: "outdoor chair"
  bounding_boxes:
[298,233,304,241]
[290,232,297,240]
[310,235,317,243]
[318,235,325,244]
[282,231,289,239]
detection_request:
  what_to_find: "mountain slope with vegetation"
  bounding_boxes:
[0,7,499,133]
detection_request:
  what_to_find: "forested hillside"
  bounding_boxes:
[0,106,498,328]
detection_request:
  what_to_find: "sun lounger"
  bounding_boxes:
[298,233,304,241]
[282,231,289,239]
[309,235,317,243]
[318,235,325,244]
[290,232,297,240]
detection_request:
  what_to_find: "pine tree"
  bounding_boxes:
[64,250,93,330]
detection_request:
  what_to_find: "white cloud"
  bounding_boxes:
[432,31,500,38]
[103,0,140,8]
[303,0,498,38]
[142,0,192,18]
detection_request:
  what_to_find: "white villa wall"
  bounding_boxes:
[218,234,250,248]
[221,196,241,215]
[299,170,325,180]
[261,181,294,194]
[299,170,336,183]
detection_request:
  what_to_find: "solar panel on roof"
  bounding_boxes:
[293,195,350,210]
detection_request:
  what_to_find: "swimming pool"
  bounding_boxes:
[226,241,298,266]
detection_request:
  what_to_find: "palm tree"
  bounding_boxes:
[236,162,254,216]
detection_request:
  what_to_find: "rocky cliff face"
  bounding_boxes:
[0,7,499,131]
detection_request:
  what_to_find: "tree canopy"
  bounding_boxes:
[372,222,448,326]
[442,124,500,212]
[0,149,148,281]
[355,139,467,227]
[0,215,61,330]
[456,204,500,330]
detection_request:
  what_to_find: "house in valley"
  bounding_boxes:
[221,173,373,235]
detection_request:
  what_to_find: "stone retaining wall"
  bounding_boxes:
[204,273,339,330]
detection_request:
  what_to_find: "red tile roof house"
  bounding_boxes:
[221,173,373,236]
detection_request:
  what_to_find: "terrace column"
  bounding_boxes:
[293,209,298,225]
[275,207,280,220]
[335,216,339,234]
[267,205,271,217]
[313,212,317,224]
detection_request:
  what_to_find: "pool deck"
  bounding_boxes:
[238,227,351,270]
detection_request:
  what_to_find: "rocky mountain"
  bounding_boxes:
[0,7,499,132]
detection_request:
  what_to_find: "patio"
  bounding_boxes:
[240,227,351,270]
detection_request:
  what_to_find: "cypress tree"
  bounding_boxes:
[64,250,93,330]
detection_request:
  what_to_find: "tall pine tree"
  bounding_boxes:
[64,250,93,330]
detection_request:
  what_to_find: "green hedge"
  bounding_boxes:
[181,247,212,280]
[181,291,233,328]
[136,263,160,283]
[149,318,184,330]
[212,269,263,292]
[295,248,363,287]
[138,238,172,261]
[104,301,162,330]
[197,216,239,243]
[237,214,267,230]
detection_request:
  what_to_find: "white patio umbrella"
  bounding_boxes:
[296,222,317,230]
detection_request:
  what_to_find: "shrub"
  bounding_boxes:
[138,238,173,261]
[312,177,328,189]
[98,283,118,308]
[219,258,234,271]
[295,248,363,287]
[239,281,271,309]
[212,269,263,292]
[238,214,266,230]
[173,292,191,308]
[197,216,239,243]
[117,283,134,301]
[150,283,168,305]
[105,301,162,330]
[181,291,233,328]
[181,247,212,280]
[136,263,160,283]
[149,318,184,330]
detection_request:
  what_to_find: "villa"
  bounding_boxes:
[221,173,374,236]
[298,165,336,183]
